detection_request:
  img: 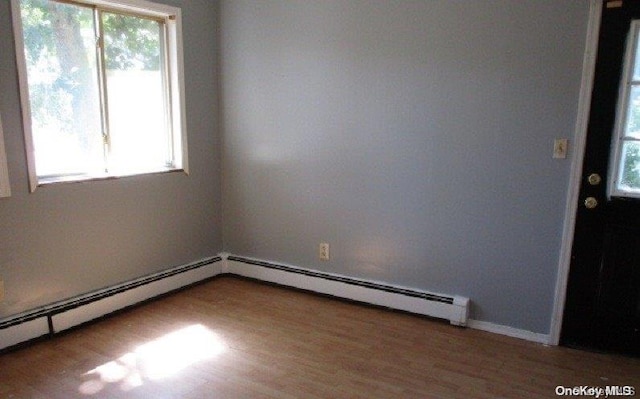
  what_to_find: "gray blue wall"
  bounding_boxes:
[0,0,593,335]
[221,0,591,334]
[0,0,222,317]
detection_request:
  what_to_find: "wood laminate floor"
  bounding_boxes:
[0,276,638,398]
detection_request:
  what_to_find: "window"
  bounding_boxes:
[11,0,187,190]
[611,20,640,198]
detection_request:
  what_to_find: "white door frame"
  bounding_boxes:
[550,0,603,345]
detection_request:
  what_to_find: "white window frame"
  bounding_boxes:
[609,20,640,198]
[0,114,11,198]
[11,0,188,192]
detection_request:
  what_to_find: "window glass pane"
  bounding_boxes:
[102,12,170,173]
[20,0,104,177]
[618,141,640,193]
[633,27,640,81]
[624,86,640,139]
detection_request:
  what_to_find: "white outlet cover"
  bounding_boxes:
[319,243,330,260]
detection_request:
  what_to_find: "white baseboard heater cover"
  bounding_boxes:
[0,256,222,351]
[0,317,49,350]
[0,254,470,351]
[225,255,469,326]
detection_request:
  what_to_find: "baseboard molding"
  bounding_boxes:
[0,317,49,350]
[0,253,552,351]
[52,257,223,333]
[467,319,550,344]
[225,255,550,344]
[0,256,222,351]
[224,255,469,326]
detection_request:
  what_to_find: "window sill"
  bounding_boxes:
[37,168,186,187]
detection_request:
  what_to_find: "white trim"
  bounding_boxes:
[218,252,231,274]
[85,0,180,18]
[1,253,560,349]
[226,257,469,326]
[10,0,38,192]
[467,319,550,345]
[609,21,640,198]
[0,114,11,198]
[0,257,222,350]
[169,5,189,175]
[51,259,221,333]
[225,257,556,343]
[550,0,602,346]
[0,318,49,351]
[10,0,188,190]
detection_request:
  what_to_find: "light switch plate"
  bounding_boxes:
[553,138,568,159]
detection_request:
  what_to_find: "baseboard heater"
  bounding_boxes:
[1,254,469,352]
[0,256,222,351]
[225,255,469,326]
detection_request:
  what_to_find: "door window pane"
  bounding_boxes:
[633,33,640,81]
[612,21,640,196]
[624,86,640,140]
[618,141,640,192]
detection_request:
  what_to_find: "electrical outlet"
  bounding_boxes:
[553,138,568,159]
[319,243,330,261]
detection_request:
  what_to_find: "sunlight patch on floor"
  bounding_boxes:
[78,324,226,395]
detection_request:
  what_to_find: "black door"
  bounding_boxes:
[562,0,640,356]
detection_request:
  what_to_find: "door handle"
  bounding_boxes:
[587,173,602,186]
[584,197,598,209]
